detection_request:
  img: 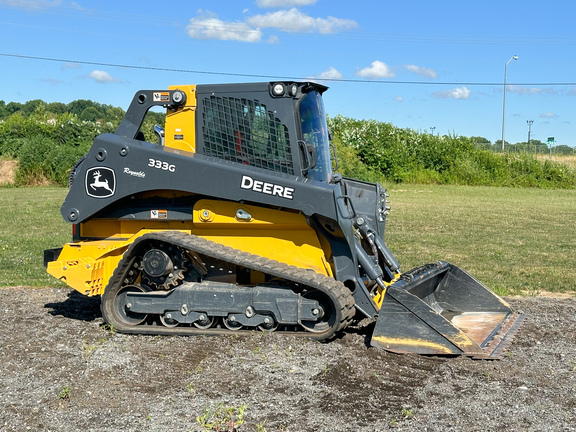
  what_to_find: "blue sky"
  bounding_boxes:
[1,0,575,146]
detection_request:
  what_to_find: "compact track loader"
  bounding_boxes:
[45,82,523,358]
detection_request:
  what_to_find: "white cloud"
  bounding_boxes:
[316,67,343,81]
[309,67,343,85]
[507,85,554,95]
[88,70,120,83]
[433,86,471,99]
[246,8,357,34]
[185,8,354,44]
[394,96,403,102]
[405,64,437,79]
[187,11,262,42]
[355,61,395,79]
[539,112,558,119]
[255,0,318,8]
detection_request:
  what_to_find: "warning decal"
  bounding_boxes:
[151,210,168,219]
[153,92,170,102]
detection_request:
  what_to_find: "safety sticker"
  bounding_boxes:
[153,92,170,102]
[151,210,168,219]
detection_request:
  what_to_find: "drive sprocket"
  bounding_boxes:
[140,241,188,290]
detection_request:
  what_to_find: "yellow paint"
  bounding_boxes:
[371,335,457,354]
[49,199,333,295]
[46,240,129,296]
[80,218,191,239]
[372,274,401,309]
[164,85,197,153]
[372,324,481,354]
[193,199,333,277]
[372,288,386,309]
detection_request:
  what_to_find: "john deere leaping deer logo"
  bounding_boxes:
[85,167,116,198]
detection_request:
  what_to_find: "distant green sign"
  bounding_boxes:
[547,137,555,142]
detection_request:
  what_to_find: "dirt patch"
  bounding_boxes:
[0,159,17,185]
[1,287,575,431]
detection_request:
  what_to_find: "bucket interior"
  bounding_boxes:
[403,263,513,346]
[371,262,520,357]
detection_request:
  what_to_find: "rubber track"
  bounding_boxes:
[101,231,356,340]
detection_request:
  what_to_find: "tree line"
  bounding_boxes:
[0,99,126,123]
[471,136,574,156]
[0,98,575,189]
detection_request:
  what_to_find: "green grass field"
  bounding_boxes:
[384,184,575,296]
[0,187,70,288]
[0,185,574,296]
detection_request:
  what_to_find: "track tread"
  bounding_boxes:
[102,231,355,340]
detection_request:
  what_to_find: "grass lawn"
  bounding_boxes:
[384,184,576,296]
[0,185,574,296]
[0,187,69,288]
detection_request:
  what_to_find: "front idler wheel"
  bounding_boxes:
[112,284,150,326]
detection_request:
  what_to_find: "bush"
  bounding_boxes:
[541,159,575,188]
[15,135,55,184]
[2,105,575,189]
[0,137,27,158]
[331,134,382,182]
[80,107,102,122]
[0,107,118,186]
[15,134,91,186]
[329,114,576,189]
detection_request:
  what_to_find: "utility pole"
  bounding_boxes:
[527,120,533,153]
[501,55,518,151]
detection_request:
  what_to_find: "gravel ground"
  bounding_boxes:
[0,287,575,432]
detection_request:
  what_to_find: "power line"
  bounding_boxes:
[2,52,576,86]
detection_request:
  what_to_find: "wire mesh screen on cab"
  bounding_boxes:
[201,96,294,174]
